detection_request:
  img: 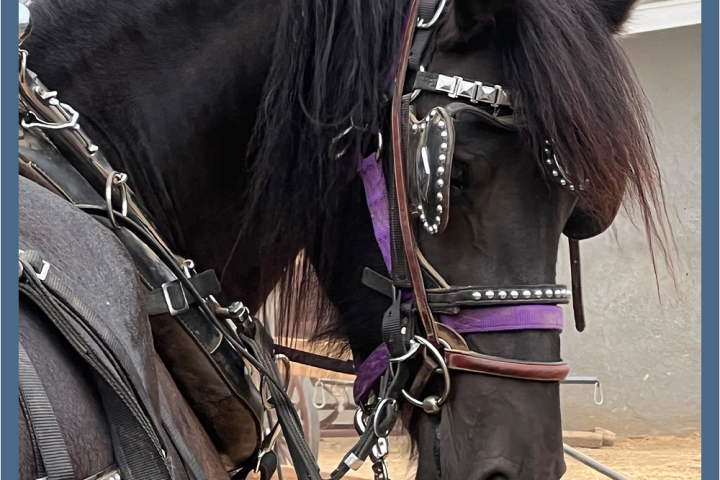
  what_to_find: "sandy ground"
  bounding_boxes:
[310,433,701,480]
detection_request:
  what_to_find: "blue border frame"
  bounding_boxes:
[700,2,718,478]
[2,1,717,478]
[3,0,21,477]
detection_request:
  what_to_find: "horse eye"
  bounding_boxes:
[451,161,469,190]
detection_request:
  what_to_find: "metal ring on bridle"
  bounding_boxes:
[372,398,398,438]
[105,171,128,228]
[401,336,451,412]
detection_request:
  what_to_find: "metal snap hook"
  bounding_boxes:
[312,380,327,409]
[594,380,604,406]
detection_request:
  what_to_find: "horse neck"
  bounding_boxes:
[25,0,279,308]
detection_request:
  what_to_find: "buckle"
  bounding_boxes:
[161,281,189,316]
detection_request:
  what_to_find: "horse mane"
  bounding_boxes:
[240,0,407,342]
[494,0,676,279]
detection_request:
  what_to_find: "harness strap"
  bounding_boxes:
[146,270,221,316]
[408,0,445,71]
[19,342,75,480]
[569,239,586,332]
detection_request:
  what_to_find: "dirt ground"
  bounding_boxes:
[312,433,701,480]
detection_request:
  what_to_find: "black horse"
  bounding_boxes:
[19,0,673,479]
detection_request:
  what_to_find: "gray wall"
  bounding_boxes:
[558,25,701,435]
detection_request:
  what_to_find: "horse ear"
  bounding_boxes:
[592,0,640,32]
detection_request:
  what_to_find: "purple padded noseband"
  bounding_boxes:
[353,153,564,403]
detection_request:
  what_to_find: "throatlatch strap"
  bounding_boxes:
[19,342,74,480]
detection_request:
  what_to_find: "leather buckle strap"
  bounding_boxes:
[146,270,221,316]
[391,0,441,347]
[444,349,570,382]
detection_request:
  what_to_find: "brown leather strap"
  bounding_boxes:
[391,0,440,347]
[444,349,569,382]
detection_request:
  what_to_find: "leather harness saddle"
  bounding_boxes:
[17,0,590,479]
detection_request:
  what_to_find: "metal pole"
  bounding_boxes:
[563,444,631,480]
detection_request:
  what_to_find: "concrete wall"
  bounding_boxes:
[558,24,701,435]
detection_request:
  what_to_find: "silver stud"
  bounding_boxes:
[485,290,495,299]
[560,179,567,186]
[420,214,426,221]
[472,291,481,300]
[569,185,575,191]
[560,289,567,297]
[545,289,553,298]
[401,326,407,335]
[88,144,99,153]
[544,148,551,155]
[412,124,419,133]
[534,290,543,298]
[545,140,551,145]
[511,290,519,299]
[418,205,423,211]
[435,216,441,223]
[523,290,531,298]
[546,159,552,165]
[498,291,507,299]
[438,120,446,128]
[566,288,572,298]
[436,205,443,213]
[440,143,448,152]
[423,221,429,229]
[439,154,447,163]
[437,166,445,175]
[114,474,122,480]
[437,192,443,201]
[420,123,426,132]
[552,170,559,177]
[437,179,444,187]
[554,289,562,296]
[432,225,439,233]
[431,109,438,117]
[441,131,448,138]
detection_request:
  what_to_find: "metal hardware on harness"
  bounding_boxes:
[181,259,196,279]
[354,408,392,480]
[313,380,327,409]
[255,422,282,473]
[434,74,509,107]
[400,336,450,414]
[21,97,80,131]
[105,171,128,228]
[161,280,189,316]
[19,249,50,281]
[260,354,291,410]
[416,0,446,29]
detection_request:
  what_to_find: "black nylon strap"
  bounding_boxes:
[388,95,413,288]
[20,251,172,480]
[408,0,444,70]
[19,342,75,480]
